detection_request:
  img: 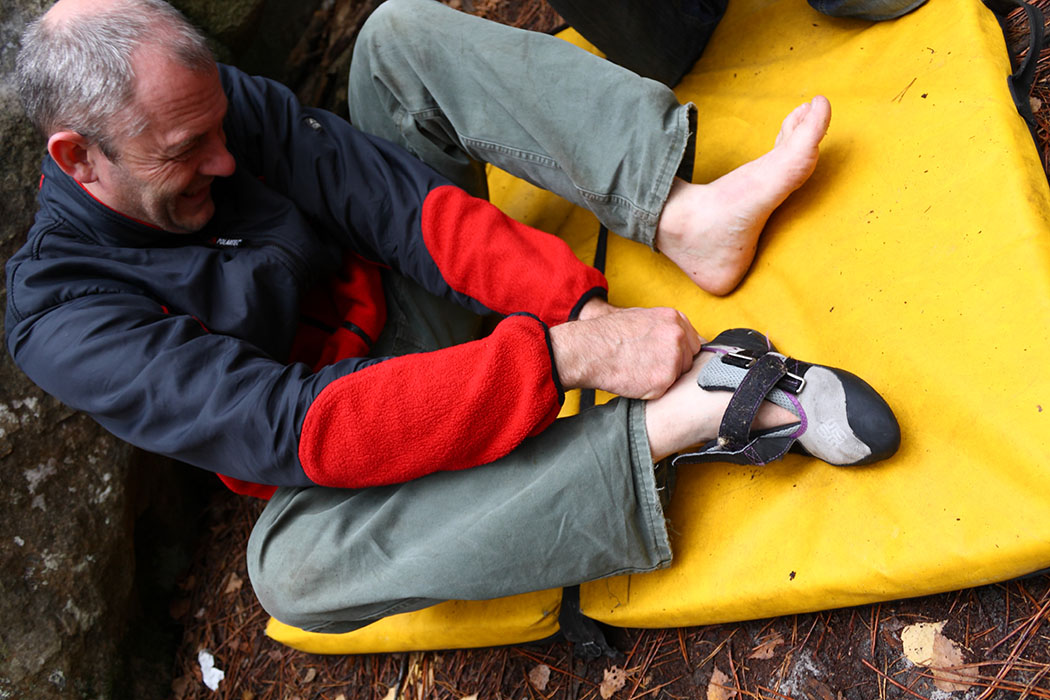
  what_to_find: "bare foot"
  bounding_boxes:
[655,96,832,296]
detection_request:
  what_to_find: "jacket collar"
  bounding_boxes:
[38,156,193,248]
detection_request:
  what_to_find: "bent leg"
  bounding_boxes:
[246,398,670,633]
[348,0,692,246]
[370,270,484,358]
[349,0,834,296]
[808,0,928,20]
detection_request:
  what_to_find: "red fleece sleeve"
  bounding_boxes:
[298,314,562,488]
[422,186,607,324]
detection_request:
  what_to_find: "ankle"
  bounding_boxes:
[644,352,723,461]
[644,349,800,462]
[653,178,694,252]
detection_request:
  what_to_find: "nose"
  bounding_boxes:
[200,131,236,177]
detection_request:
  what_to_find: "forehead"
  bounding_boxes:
[129,48,227,150]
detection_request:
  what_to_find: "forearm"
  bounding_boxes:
[299,313,563,488]
[419,186,608,323]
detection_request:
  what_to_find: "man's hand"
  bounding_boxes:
[551,301,702,399]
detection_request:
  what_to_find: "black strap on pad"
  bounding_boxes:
[558,585,620,658]
[981,0,1045,146]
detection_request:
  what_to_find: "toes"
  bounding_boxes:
[804,95,832,135]
[775,102,811,147]
[775,96,831,148]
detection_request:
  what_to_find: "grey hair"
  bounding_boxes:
[16,0,214,159]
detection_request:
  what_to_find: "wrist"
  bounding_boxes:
[576,296,614,321]
[548,322,588,390]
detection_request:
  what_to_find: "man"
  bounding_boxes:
[7,0,898,633]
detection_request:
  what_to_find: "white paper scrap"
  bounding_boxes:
[197,649,226,691]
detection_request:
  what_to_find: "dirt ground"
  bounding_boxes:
[169,2,1050,698]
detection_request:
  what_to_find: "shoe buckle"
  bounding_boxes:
[781,369,806,395]
[723,348,760,368]
[722,349,806,394]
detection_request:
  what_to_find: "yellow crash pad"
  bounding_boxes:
[268,0,1050,652]
[266,589,560,654]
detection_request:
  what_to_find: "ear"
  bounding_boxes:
[47,131,103,183]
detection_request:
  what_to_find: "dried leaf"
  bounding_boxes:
[380,686,398,700]
[707,666,737,700]
[334,695,347,700]
[460,695,479,700]
[900,621,977,692]
[748,631,784,659]
[803,677,836,700]
[528,663,551,691]
[302,667,317,684]
[599,666,629,699]
[225,572,244,594]
[901,621,944,666]
[930,629,978,691]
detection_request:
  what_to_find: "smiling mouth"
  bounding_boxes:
[181,181,212,201]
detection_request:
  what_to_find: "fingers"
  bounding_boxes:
[633,307,700,398]
[678,309,702,351]
[674,310,701,375]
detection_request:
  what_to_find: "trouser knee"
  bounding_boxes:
[245,519,316,630]
[348,0,493,195]
[350,0,429,92]
[246,491,441,634]
[354,0,439,63]
[807,0,928,20]
[246,522,352,633]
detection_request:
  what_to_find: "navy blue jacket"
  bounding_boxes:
[5,64,606,493]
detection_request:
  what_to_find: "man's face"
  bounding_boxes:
[89,50,235,233]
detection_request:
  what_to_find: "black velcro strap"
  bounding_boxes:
[717,353,787,449]
[558,585,619,658]
[579,223,610,413]
[676,107,698,182]
[593,223,609,273]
